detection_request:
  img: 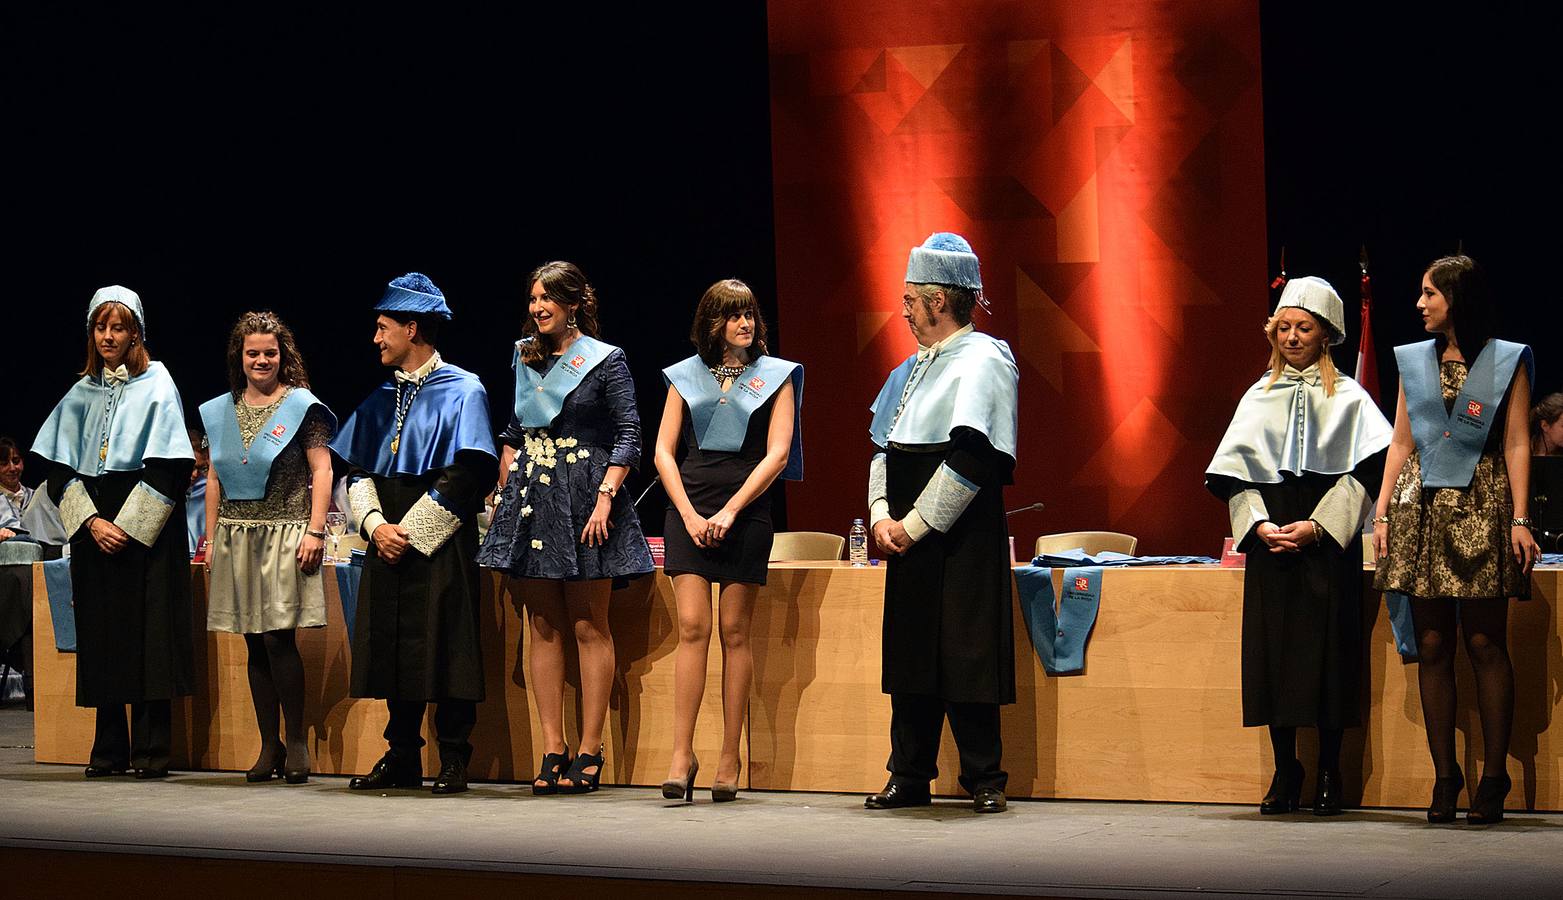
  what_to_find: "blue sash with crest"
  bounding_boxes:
[200,388,334,500]
[1396,339,1532,489]
[513,334,616,428]
[1015,565,1104,675]
[663,355,805,481]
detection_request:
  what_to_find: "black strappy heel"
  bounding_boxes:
[532,747,572,796]
[558,746,604,795]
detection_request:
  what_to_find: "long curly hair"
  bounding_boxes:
[518,261,601,365]
[225,310,311,396]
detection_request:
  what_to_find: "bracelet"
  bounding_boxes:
[597,483,617,498]
[1309,519,1322,540]
[1512,517,1533,528]
[1372,515,1389,524]
[305,528,327,539]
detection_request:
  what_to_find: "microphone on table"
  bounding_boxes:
[1005,501,1045,517]
[632,474,662,508]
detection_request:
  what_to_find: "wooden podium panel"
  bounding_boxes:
[31,561,1563,809]
[32,565,738,787]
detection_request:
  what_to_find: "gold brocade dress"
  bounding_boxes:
[206,393,333,632]
[1374,359,1529,600]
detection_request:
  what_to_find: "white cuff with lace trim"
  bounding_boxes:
[348,478,383,538]
[59,479,99,539]
[867,453,888,524]
[1227,488,1269,547]
[114,481,175,547]
[910,463,980,534]
[1311,474,1372,549]
[401,492,462,557]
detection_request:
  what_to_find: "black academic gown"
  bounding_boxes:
[350,449,495,703]
[882,427,1016,705]
[47,461,195,707]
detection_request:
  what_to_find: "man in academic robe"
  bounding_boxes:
[329,272,497,795]
[864,233,1020,814]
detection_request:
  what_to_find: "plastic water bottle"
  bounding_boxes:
[849,518,869,566]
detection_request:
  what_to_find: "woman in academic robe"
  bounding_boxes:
[1206,277,1392,816]
[477,261,654,795]
[200,311,335,784]
[1373,255,1539,825]
[31,286,196,779]
[653,279,801,802]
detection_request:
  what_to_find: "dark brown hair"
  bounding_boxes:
[79,302,150,378]
[0,436,20,464]
[1426,255,1496,358]
[226,310,311,396]
[691,278,769,367]
[519,261,601,365]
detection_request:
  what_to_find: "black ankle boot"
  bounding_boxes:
[1260,759,1304,815]
[1312,768,1343,816]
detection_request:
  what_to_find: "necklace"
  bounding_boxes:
[390,376,427,456]
[709,363,746,383]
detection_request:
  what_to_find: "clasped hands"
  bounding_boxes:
[684,506,737,550]
[872,518,913,556]
[1255,520,1319,554]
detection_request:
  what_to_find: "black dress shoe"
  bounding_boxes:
[864,780,931,809]
[431,759,469,795]
[1312,768,1344,816]
[1466,773,1511,825]
[1427,768,1464,824]
[973,787,1007,813]
[348,753,423,791]
[1260,758,1304,815]
[84,765,128,778]
[134,768,170,779]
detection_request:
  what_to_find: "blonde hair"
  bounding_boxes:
[1262,310,1337,396]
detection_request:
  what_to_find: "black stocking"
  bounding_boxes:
[1316,727,1344,772]
[1410,598,1459,777]
[1459,600,1513,780]
[262,629,309,768]
[1268,725,1297,770]
[243,633,282,769]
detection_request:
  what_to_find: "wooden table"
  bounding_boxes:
[31,562,1563,809]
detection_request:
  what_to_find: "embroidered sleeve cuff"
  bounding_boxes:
[1227,488,1269,552]
[347,477,383,538]
[910,462,980,533]
[59,479,98,539]
[902,508,931,542]
[1311,474,1372,550]
[401,491,463,557]
[113,481,175,547]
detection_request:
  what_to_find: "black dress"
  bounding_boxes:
[882,428,1016,705]
[663,393,778,585]
[1211,458,1386,729]
[46,462,195,707]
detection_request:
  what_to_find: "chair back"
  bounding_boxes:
[1034,530,1139,557]
[770,531,846,561]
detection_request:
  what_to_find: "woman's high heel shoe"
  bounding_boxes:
[661,757,699,802]
[532,746,572,796]
[245,743,285,783]
[1259,758,1304,815]
[711,761,742,803]
[558,746,604,795]
[283,741,311,785]
[1427,768,1464,824]
[1466,772,1511,825]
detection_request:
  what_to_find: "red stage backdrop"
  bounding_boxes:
[768,0,1267,555]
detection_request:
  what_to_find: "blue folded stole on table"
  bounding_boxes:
[1016,565,1104,675]
[1382,591,1418,660]
[42,557,76,652]
[1032,549,1219,568]
[334,549,365,642]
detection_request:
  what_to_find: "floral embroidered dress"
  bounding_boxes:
[478,348,654,584]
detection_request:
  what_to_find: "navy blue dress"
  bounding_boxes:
[478,349,654,584]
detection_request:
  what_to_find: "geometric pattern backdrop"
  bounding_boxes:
[769,0,1267,554]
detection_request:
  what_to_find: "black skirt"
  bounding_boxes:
[662,395,776,586]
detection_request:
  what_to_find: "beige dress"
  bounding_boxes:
[1374,360,1529,600]
[206,392,333,633]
